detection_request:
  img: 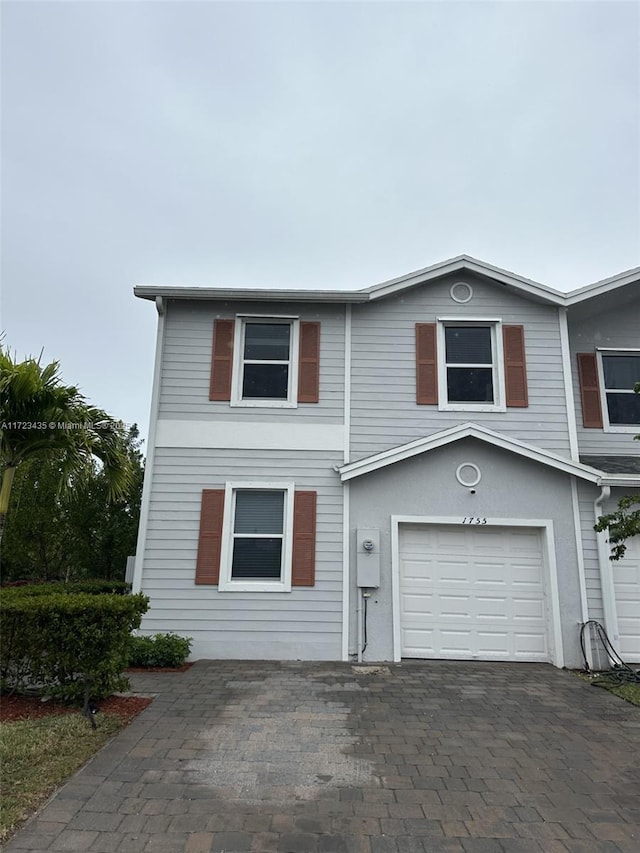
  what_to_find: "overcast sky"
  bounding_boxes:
[2,0,639,445]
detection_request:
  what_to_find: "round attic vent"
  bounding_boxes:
[450,282,473,303]
[456,462,481,487]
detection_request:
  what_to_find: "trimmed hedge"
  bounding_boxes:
[127,633,192,668]
[2,580,132,596]
[0,590,148,703]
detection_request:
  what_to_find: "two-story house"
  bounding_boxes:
[132,256,640,669]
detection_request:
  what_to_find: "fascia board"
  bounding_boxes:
[565,268,640,305]
[133,285,368,303]
[339,423,602,483]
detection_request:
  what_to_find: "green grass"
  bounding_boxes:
[590,679,640,706]
[0,712,125,842]
[576,671,640,707]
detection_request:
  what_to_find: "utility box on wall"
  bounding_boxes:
[356,528,380,588]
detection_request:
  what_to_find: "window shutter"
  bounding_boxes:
[195,489,224,584]
[503,325,528,407]
[577,353,603,429]
[292,490,316,586]
[416,323,438,405]
[209,319,235,401]
[298,322,320,403]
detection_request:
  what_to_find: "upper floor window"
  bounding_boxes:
[600,352,640,428]
[436,321,505,411]
[210,316,320,407]
[417,321,527,409]
[443,325,496,404]
[239,320,296,403]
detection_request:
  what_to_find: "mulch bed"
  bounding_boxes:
[0,694,153,724]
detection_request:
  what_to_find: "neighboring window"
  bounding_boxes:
[437,321,504,410]
[601,352,640,427]
[219,482,294,591]
[231,318,299,407]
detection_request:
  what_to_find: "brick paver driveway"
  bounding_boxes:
[5,661,639,853]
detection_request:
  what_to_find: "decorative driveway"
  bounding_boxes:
[5,660,639,852]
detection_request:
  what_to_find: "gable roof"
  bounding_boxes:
[362,254,565,305]
[338,423,604,483]
[134,255,639,307]
[564,265,640,305]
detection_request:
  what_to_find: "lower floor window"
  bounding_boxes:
[231,489,285,580]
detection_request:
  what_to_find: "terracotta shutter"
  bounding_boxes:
[195,489,224,584]
[577,353,604,429]
[416,323,438,405]
[503,325,528,407]
[209,319,235,401]
[292,491,316,586]
[298,322,320,403]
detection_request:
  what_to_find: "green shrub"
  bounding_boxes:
[0,591,148,703]
[2,580,131,596]
[127,633,192,668]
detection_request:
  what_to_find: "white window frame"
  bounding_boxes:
[596,348,640,434]
[218,481,295,592]
[230,315,300,408]
[436,318,506,412]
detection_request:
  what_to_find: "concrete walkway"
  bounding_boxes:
[4,661,639,853]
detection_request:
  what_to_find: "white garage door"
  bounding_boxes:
[613,536,640,662]
[399,523,549,661]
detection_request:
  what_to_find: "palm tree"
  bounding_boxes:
[0,347,133,557]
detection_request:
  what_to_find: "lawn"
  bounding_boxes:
[577,671,640,707]
[0,695,152,842]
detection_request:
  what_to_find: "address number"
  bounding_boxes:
[461,517,487,524]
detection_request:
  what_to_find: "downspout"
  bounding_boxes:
[132,296,166,594]
[343,304,353,661]
[593,485,620,659]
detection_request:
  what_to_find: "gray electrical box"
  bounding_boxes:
[356,528,380,588]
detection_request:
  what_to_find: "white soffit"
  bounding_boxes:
[338,423,603,483]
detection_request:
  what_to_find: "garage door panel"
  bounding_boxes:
[613,539,640,662]
[400,524,549,662]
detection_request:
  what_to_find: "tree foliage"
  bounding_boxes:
[593,381,640,560]
[0,427,143,582]
[0,347,134,553]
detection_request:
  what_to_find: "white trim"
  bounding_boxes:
[558,307,579,461]
[344,304,352,465]
[450,282,473,304]
[339,422,602,484]
[342,481,350,661]
[436,320,506,412]
[598,474,640,487]
[455,462,482,487]
[132,300,165,594]
[570,477,592,668]
[155,419,345,451]
[390,515,565,668]
[218,481,295,592]
[230,316,300,409]
[596,349,640,433]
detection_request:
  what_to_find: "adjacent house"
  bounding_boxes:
[132,256,640,669]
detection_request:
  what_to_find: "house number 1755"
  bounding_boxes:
[461,517,487,524]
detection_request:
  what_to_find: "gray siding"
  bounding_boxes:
[577,479,602,622]
[347,439,584,667]
[159,300,346,424]
[350,274,571,461]
[139,448,344,660]
[569,298,640,456]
